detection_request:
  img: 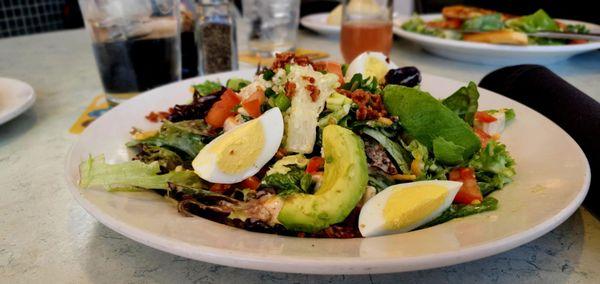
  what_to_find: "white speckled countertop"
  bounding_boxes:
[1,29,599,283]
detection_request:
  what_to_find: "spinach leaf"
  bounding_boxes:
[263,167,313,195]
[442,81,480,126]
[462,13,504,32]
[363,128,411,174]
[420,197,498,228]
[432,136,465,165]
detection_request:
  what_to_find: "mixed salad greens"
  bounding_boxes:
[79,52,516,238]
[401,6,591,45]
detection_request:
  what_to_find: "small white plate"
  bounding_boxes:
[394,14,600,65]
[65,70,590,274]
[0,77,36,125]
[301,13,340,36]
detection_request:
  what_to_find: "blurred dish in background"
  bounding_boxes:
[393,13,600,65]
[0,77,35,126]
[243,0,301,57]
[340,0,394,62]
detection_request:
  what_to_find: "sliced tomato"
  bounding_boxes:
[210,183,231,194]
[474,128,492,147]
[241,89,265,118]
[449,167,483,204]
[570,39,588,44]
[306,157,325,174]
[205,89,241,128]
[426,18,462,29]
[240,176,261,191]
[475,111,497,123]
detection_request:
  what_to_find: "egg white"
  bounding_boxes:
[192,108,284,184]
[345,51,398,83]
[359,180,462,237]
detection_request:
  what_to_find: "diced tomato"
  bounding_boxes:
[205,89,241,128]
[449,167,483,204]
[475,111,497,123]
[241,89,265,118]
[306,157,325,174]
[240,176,261,191]
[570,39,588,44]
[426,18,462,29]
[314,61,344,84]
[210,183,231,194]
[474,128,492,147]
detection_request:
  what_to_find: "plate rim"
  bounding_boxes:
[393,13,600,52]
[65,70,591,274]
[0,77,36,125]
[301,12,340,34]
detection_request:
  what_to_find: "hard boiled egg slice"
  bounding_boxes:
[192,108,284,184]
[359,180,462,237]
[345,51,397,83]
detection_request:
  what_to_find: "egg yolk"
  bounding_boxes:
[383,184,448,230]
[364,56,389,82]
[208,119,265,174]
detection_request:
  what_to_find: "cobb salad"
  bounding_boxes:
[401,6,591,45]
[79,52,516,238]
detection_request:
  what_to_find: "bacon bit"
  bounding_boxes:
[305,84,320,101]
[271,52,313,70]
[338,89,387,120]
[302,76,316,83]
[285,82,296,97]
[312,61,326,72]
[145,111,170,122]
[275,147,287,159]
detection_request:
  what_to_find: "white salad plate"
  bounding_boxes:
[301,13,341,36]
[0,77,35,125]
[393,14,600,65]
[65,69,590,274]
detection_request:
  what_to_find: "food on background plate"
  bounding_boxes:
[327,0,382,26]
[400,5,591,45]
[79,51,516,238]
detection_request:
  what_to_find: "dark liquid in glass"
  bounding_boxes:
[92,37,180,103]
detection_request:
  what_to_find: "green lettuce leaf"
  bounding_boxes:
[432,137,465,165]
[469,141,516,195]
[127,120,207,159]
[420,197,498,228]
[442,81,480,126]
[193,80,223,96]
[462,13,504,32]
[402,16,445,38]
[506,9,559,33]
[79,155,203,190]
[134,144,184,171]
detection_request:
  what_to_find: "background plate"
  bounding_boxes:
[0,77,35,125]
[393,14,600,65]
[65,69,590,274]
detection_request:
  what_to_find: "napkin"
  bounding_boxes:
[480,65,599,217]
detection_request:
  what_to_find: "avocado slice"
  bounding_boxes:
[277,125,368,233]
[383,85,481,164]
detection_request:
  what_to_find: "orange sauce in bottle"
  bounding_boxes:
[340,21,393,63]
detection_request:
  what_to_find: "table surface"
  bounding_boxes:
[1,29,599,283]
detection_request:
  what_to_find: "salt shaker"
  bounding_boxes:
[195,0,238,75]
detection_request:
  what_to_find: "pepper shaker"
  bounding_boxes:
[195,0,238,75]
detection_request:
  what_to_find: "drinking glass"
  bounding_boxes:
[340,0,394,63]
[242,0,301,57]
[78,0,181,106]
